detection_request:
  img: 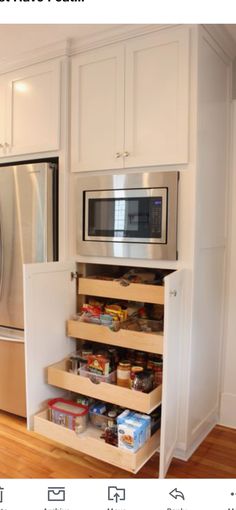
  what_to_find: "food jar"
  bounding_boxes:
[69,355,80,374]
[134,351,147,368]
[152,360,163,386]
[104,410,118,446]
[117,361,131,388]
[130,366,144,387]
[132,370,154,393]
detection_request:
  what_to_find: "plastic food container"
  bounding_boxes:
[89,403,121,430]
[89,410,110,430]
[48,398,88,434]
[79,368,117,384]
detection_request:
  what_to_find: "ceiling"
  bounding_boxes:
[0,23,236,61]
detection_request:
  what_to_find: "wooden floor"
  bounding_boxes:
[0,411,235,478]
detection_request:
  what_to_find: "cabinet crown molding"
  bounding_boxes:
[203,24,236,59]
[0,24,178,74]
[0,23,235,76]
[0,39,71,75]
[69,24,178,54]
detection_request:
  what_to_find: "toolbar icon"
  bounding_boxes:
[108,486,126,503]
[48,487,65,502]
[169,488,185,500]
[0,487,4,503]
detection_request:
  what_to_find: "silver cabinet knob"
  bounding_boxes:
[123,151,129,157]
[115,152,122,158]
[169,289,177,297]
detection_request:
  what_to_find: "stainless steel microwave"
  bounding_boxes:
[77,172,178,260]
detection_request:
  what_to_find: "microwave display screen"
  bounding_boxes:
[85,189,167,244]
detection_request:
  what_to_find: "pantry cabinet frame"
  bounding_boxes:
[23,260,185,477]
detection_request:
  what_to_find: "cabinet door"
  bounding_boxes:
[5,60,60,156]
[71,45,125,172]
[159,269,185,478]
[23,261,76,429]
[125,28,189,168]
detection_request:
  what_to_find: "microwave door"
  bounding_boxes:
[84,188,167,244]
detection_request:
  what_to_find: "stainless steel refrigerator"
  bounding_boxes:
[0,160,58,416]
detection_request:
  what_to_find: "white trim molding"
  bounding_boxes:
[0,39,71,75]
[220,392,236,429]
[0,24,235,75]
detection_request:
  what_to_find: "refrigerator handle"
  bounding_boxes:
[0,209,3,299]
[46,162,58,262]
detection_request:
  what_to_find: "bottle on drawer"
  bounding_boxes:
[117,361,131,388]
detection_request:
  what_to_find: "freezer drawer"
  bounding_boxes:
[0,340,26,417]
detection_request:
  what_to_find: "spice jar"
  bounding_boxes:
[117,361,131,388]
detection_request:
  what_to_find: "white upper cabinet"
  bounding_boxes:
[71,45,125,172]
[0,60,61,158]
[71,27,189,172]
[125,28,189,168]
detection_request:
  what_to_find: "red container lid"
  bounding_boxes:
[48,398,88,417]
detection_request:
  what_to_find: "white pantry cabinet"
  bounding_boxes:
[0,60,61,158]
[71,26,189,172]
[23,261,185,477]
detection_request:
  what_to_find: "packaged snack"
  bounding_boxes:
[117,410,151,451]
[118,418,145,452]
[87,354,110,375]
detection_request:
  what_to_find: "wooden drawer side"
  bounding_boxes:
[78,277,164,305]
[47,360,162,414]
[67,320,163,355]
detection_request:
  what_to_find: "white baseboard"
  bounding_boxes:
[219,393,236,428]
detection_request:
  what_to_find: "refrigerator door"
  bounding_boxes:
[0,162,54,330]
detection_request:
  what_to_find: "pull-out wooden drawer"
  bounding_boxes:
[34,409,160,474]
[67,320,163,355]
[48,360,162,414]
[78,277,164,304]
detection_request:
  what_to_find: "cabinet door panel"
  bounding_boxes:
[5,61,60,155]
[24,261,76,429]
[71,45,124,172]
[125,28,189,167]
[159,269,185,477]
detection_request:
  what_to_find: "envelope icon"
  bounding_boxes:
[48,487,65,501]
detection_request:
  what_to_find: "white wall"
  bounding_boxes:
[220,100,236,428]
